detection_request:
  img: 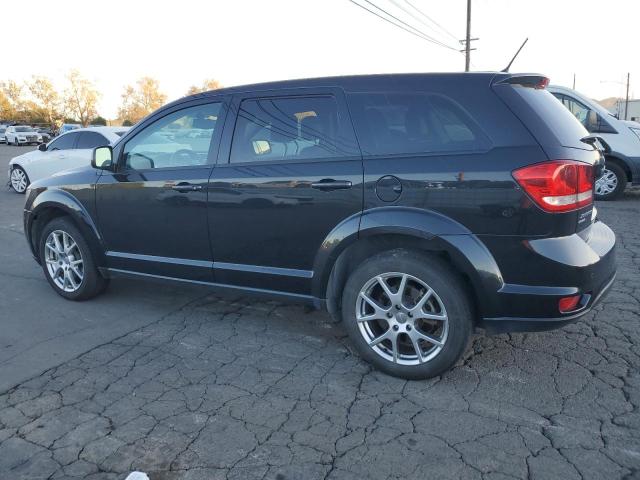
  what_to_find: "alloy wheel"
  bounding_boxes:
[44,230,84,292]
[355,272,448,365]
[10,168,28,193]
[595,168,618,196]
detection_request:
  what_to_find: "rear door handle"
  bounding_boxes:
[310,179,353,191]
[172,183,203,192]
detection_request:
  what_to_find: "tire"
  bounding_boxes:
[341,249,473,380]
[595,162,626,200]
[9,166,29,194]
[38,217,108,301]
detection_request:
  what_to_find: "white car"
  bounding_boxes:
[549,85,640,200]
[8,126,129,193]
[5,125,42,146]
[0,126,7,143]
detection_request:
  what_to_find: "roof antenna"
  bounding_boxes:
[502,38,529,73]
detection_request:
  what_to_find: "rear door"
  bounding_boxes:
[35,132,81,180]
[207,88,363,295]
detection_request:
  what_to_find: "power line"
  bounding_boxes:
[386,0,458,47]
[403,0,460,43]
[348,0,460,52]
[360,0,459,50]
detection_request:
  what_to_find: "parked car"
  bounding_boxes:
[23,73,616,379]
[0,126,7,143]
[36,128,53,143]
[549,85,640,200]
[59,123,81,135]
[5,125,42,146]
[8,127,129,193]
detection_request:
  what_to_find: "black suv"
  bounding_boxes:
[23,73,616,379]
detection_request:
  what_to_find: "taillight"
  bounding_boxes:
[559,295,581,313]
[512,160,594,213]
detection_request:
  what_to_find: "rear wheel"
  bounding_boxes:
[341,250,473,379]
[39,217,108,300]
[9,166,29,194]
[595,162,626,200]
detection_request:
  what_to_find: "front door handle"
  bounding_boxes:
[172,183,203,192]
[310,179,353,191]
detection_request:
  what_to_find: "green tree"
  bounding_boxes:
[122,119,134,126]
[90,116,107,126]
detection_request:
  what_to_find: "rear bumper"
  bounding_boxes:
[476,220,616,333]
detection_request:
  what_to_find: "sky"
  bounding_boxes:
[4,0,639,119]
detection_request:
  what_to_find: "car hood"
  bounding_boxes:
[9,149,39,165]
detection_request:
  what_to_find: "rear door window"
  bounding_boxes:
[230,96,347,163]
[76,132,109,149]
[348,92,490,156]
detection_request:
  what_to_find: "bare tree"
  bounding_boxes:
[118,77,167,124]
[186,78,222,96]
[63,70,100,127]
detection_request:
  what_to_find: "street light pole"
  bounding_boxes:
[465,0,471,72]
[625,72,630,121]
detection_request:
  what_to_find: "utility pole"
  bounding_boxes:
[460,0,478,71]
[572,73,576,90]
[624,72,630,120]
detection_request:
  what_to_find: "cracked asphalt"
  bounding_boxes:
[2,144,640,479]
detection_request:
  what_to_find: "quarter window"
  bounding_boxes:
[122,102,221,170]
[348,92,489,156]
[230,96,344,163]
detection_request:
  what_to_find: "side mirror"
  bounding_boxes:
[92,146,113,170]
[38,143,47,152]
[586,110,599,132]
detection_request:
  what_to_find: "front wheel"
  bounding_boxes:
[341,250,473,379]
[39,217,108,300]
[595,162,626,200]
[9,166,29,194]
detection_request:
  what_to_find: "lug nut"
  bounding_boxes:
[387,312,393,318]
[407,325,412,331]
[393,325,399,331]
[408,312,413,318]
[395,305,401,310]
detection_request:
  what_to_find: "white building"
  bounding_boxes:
[614,99,640,122]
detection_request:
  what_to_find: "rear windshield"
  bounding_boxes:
[495,85,589,151]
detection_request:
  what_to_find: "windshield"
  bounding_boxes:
[15,126,35,132]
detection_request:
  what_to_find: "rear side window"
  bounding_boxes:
[48,132,78,150]
[348,92,490,156]
[230,96,344,163]
[76,132,109,149]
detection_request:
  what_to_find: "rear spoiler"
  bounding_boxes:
[493,74,550,89]
[581,135,611,154]
[581,135,609,177]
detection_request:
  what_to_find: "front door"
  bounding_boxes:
[208,90,363,295]
[96,99,226,281]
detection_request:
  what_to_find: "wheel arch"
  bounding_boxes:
[605,154,633,182]
[312,207,504,323]
[28,190,105,267]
